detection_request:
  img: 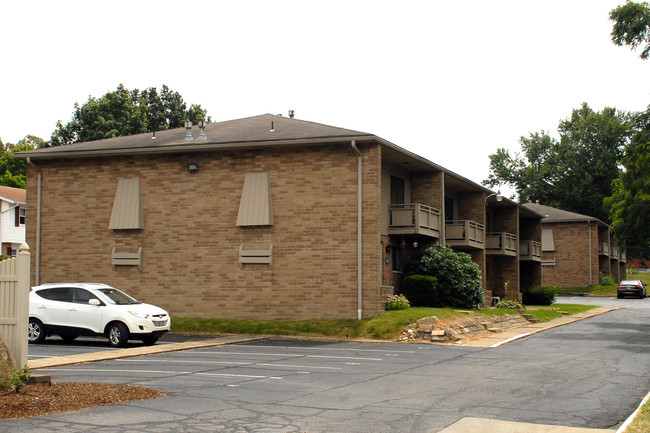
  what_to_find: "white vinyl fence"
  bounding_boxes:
[0,243,31,368]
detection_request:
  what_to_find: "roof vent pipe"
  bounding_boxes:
[184,121,193,141]
[289,110,295,118]
[198,121,206,140]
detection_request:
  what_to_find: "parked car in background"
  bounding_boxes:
[28,283,171,347]
[617,279,647,299]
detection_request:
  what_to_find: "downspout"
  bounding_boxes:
[587,221,594,286]
[351,141,362,320]
[26,157,41,285]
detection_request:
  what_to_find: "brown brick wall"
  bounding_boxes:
[26,142,385,319]
[541,222,600,287]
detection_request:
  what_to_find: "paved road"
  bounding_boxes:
[4,296,649,433]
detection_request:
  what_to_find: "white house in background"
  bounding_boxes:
[0,186,26,257]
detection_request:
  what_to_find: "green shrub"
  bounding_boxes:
[4,365,32,393]
[385,294,410,311]
[600,273,615,286]
[523,285,558,306]
[496,299,523,310]
[406,243,484,309]
[400,275,439,307]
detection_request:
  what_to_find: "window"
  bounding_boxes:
[14,207,25,226]
[390,176,405,205]
[237,173,274,226]
[109,178,144,229]
[38,288,71,302]
[72,288,101,305]
[541,229,555,251]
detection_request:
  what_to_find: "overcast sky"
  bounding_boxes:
[1,0,648,193]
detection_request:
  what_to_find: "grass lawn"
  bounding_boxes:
[625,395,650,433]
[172,303,598,340]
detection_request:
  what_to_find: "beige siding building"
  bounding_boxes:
[18,114,542,319]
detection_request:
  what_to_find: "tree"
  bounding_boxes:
[0,135,42,188]
[610,1,650,59]
[605,108,650,258]
[484,103,630,222]
[49,84,210,146]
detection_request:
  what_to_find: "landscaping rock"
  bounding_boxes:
[0,333,16,390]
[402,313,528,344]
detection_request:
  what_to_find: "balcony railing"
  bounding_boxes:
[445,220,485,249]
[611,246,620,260]
[486,232,518,256]
[598,241,609,256]
[620,251,627,262]
[388,203,441,238]
[519,240,542,262]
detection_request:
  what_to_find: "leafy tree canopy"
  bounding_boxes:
[610,1,650,59]
[484,103,631,222]
[0,135,43,188]
[49,84,210,146]
[605,108,650,258]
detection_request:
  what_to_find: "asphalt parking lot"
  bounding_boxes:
[8,296,648,433]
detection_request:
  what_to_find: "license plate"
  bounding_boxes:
[153,320,167,327]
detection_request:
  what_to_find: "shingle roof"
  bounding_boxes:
[15,114,373,159]
[0,185,26,204]
[522,202,607,226]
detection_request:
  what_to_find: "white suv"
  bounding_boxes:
[29,283,171,347]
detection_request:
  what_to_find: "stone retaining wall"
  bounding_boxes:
[400,313,529,344]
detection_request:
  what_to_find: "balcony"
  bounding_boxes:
[598,241,609,256]
[486,232,517,256]
[620,251,627,262]
[519,240,542,262]
[388,203,441,238]
[611,246,620,260]
[445,220,485,249]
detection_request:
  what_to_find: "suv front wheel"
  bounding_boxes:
[107,322,129,347]
[28,318,46,344]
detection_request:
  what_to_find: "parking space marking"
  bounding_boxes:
[38,367,284,380]
[186,351,383,361]
[116,358,342,370]
[250,345,415,354]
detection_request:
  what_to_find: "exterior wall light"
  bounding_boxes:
[485,191,503,204]
[187,162,199,173]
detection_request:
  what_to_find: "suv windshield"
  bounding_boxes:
[97,288,141,305]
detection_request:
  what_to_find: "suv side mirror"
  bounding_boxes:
[89,299,101,306]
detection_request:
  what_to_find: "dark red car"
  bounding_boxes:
[617,279,647,299]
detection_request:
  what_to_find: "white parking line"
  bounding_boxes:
[117,358,342,370]
[251,345,415,354]
[38,367,283,380]
[490,333,532,348]
[187,351,383,361]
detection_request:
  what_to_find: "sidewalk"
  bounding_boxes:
[28,334,267,369]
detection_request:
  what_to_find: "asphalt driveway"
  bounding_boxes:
[6,295,649,433]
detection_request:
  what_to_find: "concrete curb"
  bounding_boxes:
[28,335,268,370]
[439,417,616,433]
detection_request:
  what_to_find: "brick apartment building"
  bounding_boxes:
[523,203,626,287]
[17,114,542,319]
